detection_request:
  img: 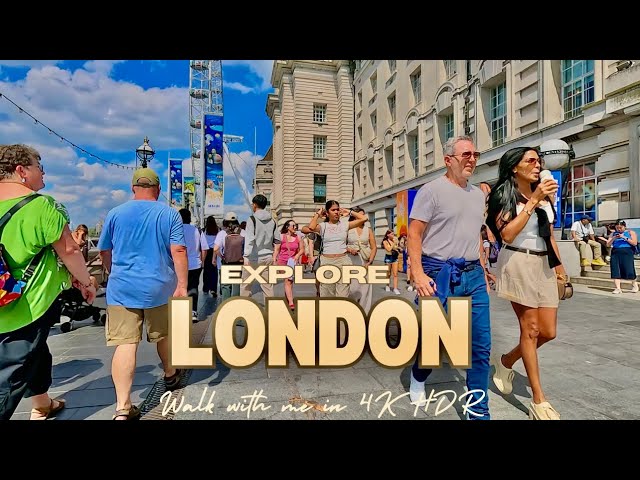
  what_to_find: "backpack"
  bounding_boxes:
[488,241,500,264]
[250,215,277,244]
[0,194,45,307]
[223,233,244,264]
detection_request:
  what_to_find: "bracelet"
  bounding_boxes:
[523,207,533,216]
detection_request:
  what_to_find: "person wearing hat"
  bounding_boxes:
[97,167,188,420]
[570,215,606,267]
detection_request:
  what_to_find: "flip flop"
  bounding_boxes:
[31,398,66,420]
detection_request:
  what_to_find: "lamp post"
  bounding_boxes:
[539,139,576,239]
[136,136,155,168]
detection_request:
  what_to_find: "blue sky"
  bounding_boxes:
[0,60,274,227]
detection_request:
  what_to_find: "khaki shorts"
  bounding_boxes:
[496,248,559,308]
[105,304,169,346]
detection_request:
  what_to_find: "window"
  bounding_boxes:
[444,60,456,78]
[370,112,377,132]
[408,134,419,173]
[466,60,472,81]
[370,74,377,94]
[411,70,421,104]
[387,207,396,233]
[563,161,597,229]
[562,60,595,119]
[444,114,454,140]
[388,60,396,72]
[313,136,327,159]
[490,82,507,147]
[313,104,327,123]
[357,125,362,145]
[388,93,396,122]
[384,148,393,183]
[358,91,363,107]
[313,174,327,204]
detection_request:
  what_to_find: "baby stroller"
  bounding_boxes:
[56,286,106,333]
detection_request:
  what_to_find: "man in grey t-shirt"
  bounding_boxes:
[407,135,492,420]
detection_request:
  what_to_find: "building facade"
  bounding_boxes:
[352,60,640,239]
[266,60,354,227]
[253,145,273,207]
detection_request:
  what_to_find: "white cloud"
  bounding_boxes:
[222,60,273,92]
[0,64,189,153]
[223,81,255,94]
[82,60,126,75]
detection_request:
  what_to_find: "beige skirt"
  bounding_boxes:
[496,247,559,308]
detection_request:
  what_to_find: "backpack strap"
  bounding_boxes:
[250,214,278,242]
[0,194,45,284]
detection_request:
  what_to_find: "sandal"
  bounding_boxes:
[112,405,141,420]
[31,398,66,420]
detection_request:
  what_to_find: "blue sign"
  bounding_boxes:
[203,114,224,216]
[550,170,562,228]
[169,159,183,209]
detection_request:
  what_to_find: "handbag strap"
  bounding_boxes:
[0,194,45,284]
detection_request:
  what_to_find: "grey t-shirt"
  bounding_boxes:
[409,175,485,261]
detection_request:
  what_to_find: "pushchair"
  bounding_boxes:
[56,286,106,333]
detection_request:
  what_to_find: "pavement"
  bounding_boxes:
[11,265,640,420]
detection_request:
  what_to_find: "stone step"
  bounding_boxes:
[583,269,615,279]
[570,275,638,290]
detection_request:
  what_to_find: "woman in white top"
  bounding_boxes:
[179,208,202,322]
[200,216,220,296]
[486,147,566,420]
[307,200,368,299]
[346,206,377,312]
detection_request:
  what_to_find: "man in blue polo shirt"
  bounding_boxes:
[98,167,188,420]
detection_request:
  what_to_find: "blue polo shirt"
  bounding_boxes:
[98,200,185,308]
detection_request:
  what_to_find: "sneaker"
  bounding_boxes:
[407,285,414,292]
[393,288,401,295]
[528,401,560,420]
[605,255,611,263]
[385,286,391,292]
[612,288,622,294]
[631,285,639,293]
[581,259,590,267]
[491,354,514,395]
[192,311,198,323]
[164,369,184,391]
[409,372,426,406]
[591,258,607,266]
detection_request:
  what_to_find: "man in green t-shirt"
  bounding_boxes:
[0,144,95,420]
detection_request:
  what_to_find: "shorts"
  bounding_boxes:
[105,304,169,346]
[384,254,398,264]
[496,247,559,308]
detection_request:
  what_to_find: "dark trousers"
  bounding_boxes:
[202,250,218,294]
[187,268,202,314]
[0,300,61,420]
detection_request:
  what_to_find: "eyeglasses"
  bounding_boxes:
[450,151,480,160]
[31,163,45,173]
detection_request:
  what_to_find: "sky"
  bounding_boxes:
[0,60,275,229]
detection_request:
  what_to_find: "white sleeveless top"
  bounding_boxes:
[319,219,349,254]
[347,225,371,262]
[507,202,555,252]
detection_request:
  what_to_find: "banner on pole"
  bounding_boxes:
[169,159,183,209]
[203,113,224,217]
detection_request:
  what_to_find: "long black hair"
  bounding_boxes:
[486,146,554,245]
[205,216,219,236]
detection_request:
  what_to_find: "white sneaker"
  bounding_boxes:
[393,288,401,295]
[491,353,514,395]
[612,288,622,294]
[631,285,639,293]
[385,286,391,292]
[407,285,414,292]
[409,372,426,405]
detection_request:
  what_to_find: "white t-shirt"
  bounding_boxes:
[508,203,555,251]
[570,221,594,240]
[183,223,202,270]
[200,232,217,251]
[214,230,227,270]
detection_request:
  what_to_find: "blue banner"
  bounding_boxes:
[203,114,224,216]
[550,170,562,228]
[169,159,183,209]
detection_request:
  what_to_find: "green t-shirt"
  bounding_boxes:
[0,193,71,334]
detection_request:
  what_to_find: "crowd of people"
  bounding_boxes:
[1,139,637,421]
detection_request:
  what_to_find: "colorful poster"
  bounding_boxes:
[169,159,183,209]
[183,176,195,210]
[396,189,417,238]
[203,113,224,216]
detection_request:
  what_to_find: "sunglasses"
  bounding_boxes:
[450,151,480,160]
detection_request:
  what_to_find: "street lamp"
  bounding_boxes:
[136,136,155,168]
[539,139,576,239]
